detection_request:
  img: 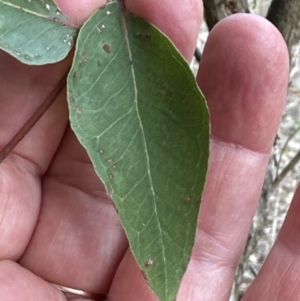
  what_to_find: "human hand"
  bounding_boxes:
[0,0,291,300]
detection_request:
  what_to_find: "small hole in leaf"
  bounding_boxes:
[75,107,82,114]
[55,8,62,16]
[145,258,154,268]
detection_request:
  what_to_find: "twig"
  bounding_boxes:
[271,189,280,243]
[0,73,67,163]
[194,47,202,63]
[275,126,300,178]
[203,0,219,31]
[272,149,300,191]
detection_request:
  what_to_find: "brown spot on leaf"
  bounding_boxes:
[103,44,111,53]
[144,34,151,41]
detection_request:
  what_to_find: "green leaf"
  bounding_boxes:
[0,0,78,65]
[67,3,209,301]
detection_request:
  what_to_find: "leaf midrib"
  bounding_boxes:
[121,8,168,297]
[0,0,64,22]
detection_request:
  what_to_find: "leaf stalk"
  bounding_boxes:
[0,73,67,163]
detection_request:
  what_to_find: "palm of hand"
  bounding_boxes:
[0,0,293,300]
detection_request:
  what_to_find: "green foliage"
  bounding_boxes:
[0,1,210,300]
[68,3,209,300]
[0,0,77,64]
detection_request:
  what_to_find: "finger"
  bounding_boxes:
[20,128,128,295]
[125,0,203,61]
[242,185,300,300]
[179,14,289,300]
[0,157,41,260]
[0,260,66,301]
[0,51,70,173]
[108,14,289,301]
[0,53,70,260]
[55,0,106,26]
[109,250,158,301]
[0,0,101,273]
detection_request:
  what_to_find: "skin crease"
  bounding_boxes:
[0,0,295,301]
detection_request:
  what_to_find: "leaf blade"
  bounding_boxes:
[0,0,77,64]
[68,3,210,301]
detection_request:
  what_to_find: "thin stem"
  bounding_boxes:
[276,126,300,178]
[272,149,300,191]
[0,73,68,163]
